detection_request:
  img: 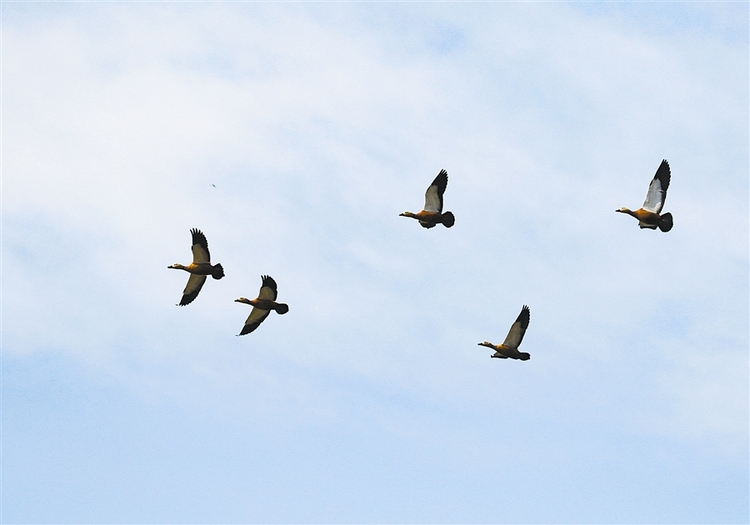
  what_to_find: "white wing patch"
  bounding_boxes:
[246,306,271,325]
[424,183,442,213]
[501,321,524,349]
[258,284,277,301]
[241,307,271,335]
[179,274,206,305]
[642,160,670,213]
[642,177,665,213]
[500,306,530,349]
[191,243,210,264]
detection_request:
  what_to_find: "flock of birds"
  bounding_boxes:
[168,232,289,335]
[169,159,673,356]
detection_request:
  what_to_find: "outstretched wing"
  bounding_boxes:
[190,228,211,263]
[258,275,279,301]
[501,305,530,349]
[423,169,448,213]
[179,273,206,306]
[642,160,670,213]
[240,307,271,335]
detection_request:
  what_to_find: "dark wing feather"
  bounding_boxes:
[190,228,211,263]
[501,305,530,348]
[515,305,530,346]
[424,169,448,213]
[258,275,279,301]
[179,274,206,306]
[642,160,671,213]
[240,307,271,335]
[654,159,671,195]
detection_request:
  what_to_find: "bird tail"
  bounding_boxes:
[658,212,673,233]
[517,352,531,361]
[275,303,289,315]
[441,211,455,228]
[212,263,225,279]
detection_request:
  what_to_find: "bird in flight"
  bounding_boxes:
[400,169,455,228]
[168,228,225,306]
[235,275,289,335]
[616,159,673,232]
[478,305,531,360]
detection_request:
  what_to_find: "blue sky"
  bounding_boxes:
[3,2,748,523]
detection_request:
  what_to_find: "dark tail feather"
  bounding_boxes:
[275,303,289,315]
[441,211,455,228]
[658,213,673,233]
[517,352,531,361]
[212,263,225,279]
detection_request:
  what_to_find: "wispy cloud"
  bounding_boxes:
[3,2,748,522]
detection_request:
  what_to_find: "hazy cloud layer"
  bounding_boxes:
[4,2,748,522]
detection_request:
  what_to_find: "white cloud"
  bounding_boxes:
[3,2,747,522]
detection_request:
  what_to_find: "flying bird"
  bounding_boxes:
[478,305,531,360]
[616,159,673,232]
[400,169,455,228]
[235,275,289,335]
[168,228,225,306]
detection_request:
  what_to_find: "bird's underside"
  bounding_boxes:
[415,211,453,228]
[486,344,531,361]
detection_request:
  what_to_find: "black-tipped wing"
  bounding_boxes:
[190,228,211,263]
[424,169,448,213]
[240,307,271,335]
[179,273,206,306]
[258,275,279,301]
[501,305,530,349]
[642,160,670,213]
